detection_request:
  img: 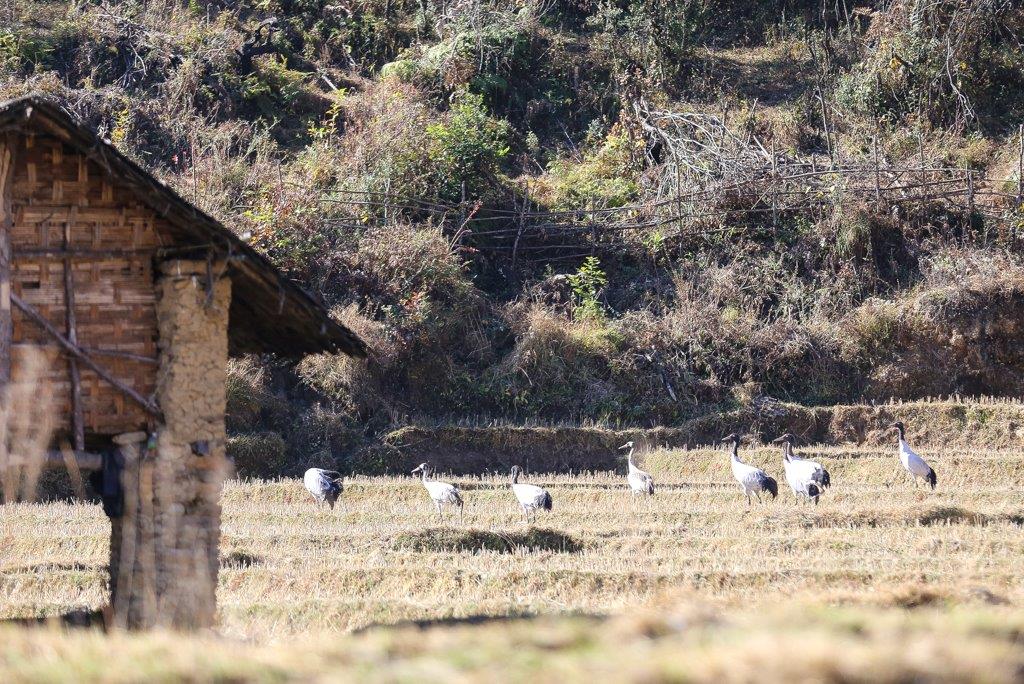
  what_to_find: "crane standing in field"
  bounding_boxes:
[722,433,778,505]
[620,441,655,496]
[892,421,937,490]
[509,465,553,523]
[303,468,344,510]
[773,433,824,505]
[411,463,464,524]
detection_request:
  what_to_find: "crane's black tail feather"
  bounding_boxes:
[808,483,820,499]
[926,468,937,490]
[542,492,553,511]
[763,476,778,499]
[820,469,831,488]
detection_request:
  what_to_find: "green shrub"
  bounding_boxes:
[423,92,512,203]
[541,130,640,210]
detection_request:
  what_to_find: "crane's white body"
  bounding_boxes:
[782,455,821,504]
[724,435,777,505]
[731,456,769,501]
[413,465,464,523]
[625,448,655,496]
[899,438,935,487]
[510,467,552,522]
[788,452,830,486]
[303,468,343,509]
[778,440,827,504]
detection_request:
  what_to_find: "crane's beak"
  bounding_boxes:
[411,466,422,474]
[618,443,631,450]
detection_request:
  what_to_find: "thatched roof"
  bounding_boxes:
[0,96,366,358]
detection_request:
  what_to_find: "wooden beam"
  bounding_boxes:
[13,342,159,365]
[13,247,158,258]
[0,134,14,389]
[10,292,163,419]
[4,449,104,471]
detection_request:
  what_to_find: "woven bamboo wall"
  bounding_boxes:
[9,133,168,438]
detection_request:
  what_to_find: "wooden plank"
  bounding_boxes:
[10,291,163,419]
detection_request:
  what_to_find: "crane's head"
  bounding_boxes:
[411,462,429,475]
[618,441,634,450]
[771,433,797,445]
[720,433,740,446]
[891,421,906,438]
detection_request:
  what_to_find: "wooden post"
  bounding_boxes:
[63,212,85,451]
[0,134,15,390]
[873,126,881,204]
[967,168,975,228]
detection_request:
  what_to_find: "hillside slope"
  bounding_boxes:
[3,1,1024,472]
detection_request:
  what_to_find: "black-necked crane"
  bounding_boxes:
[773,433,823,505]
[411,463,464,523]
[619,441,655,495]
[509,465,552,523]
[303,468,343,509]
[891,421,937,490]
[722,433,778,505]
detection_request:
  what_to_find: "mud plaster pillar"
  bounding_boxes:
[109,260,230,630]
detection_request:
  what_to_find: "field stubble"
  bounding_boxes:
[1,443,1023,680]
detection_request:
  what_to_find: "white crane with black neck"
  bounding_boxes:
[411,463,464,523]
[722,433,778,505]
[772,433,825,505]
[619,441,655,496]
[509,465,552,523]
[891,421,937,490]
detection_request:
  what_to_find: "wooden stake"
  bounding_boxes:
[1018,124,1023,208]
[59,440,86,499]
[873,124,881,204]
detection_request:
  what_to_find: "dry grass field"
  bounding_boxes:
[2,440,1024,681]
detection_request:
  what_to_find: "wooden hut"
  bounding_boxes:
[0,96,366,630]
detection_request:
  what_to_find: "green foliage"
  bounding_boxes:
[423,92,512,203]
[589,0,706,87]
[0,29,50,73]
[567,257,608,321]
[543,131,640,210]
